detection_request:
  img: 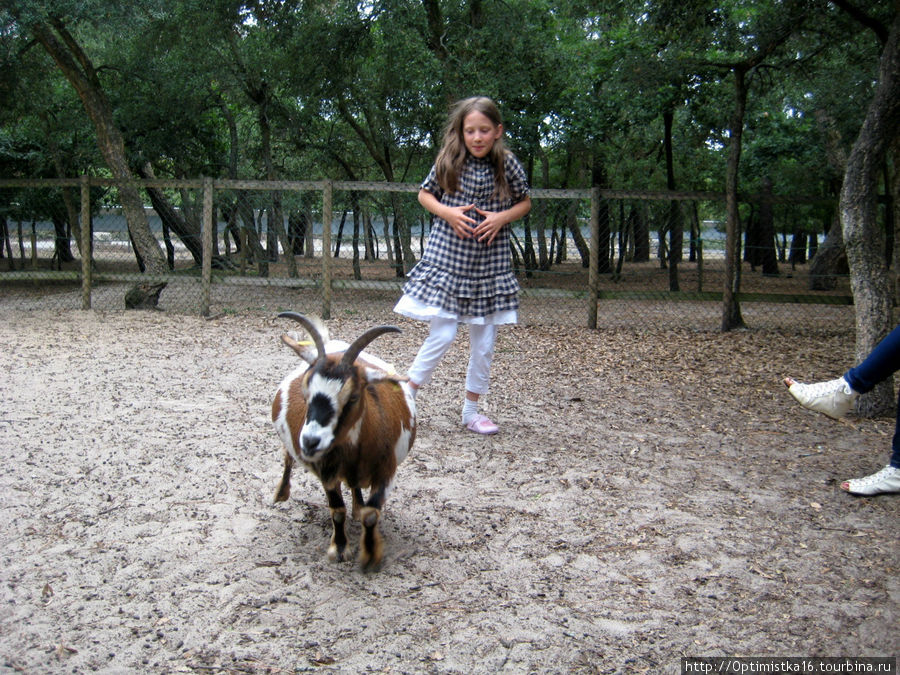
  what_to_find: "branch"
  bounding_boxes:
[696,3,808,74]
[48,17,103,91]
[699,21,799,74]
[336,98,389,175]
[420,0,447,61]
[828,0,889,45]
[29,21,93,100]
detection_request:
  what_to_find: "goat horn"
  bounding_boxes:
[277,312,326,361]
[340,325,401,368]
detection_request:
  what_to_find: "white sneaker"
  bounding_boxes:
[841,465,900,496]
[785,376,858,419]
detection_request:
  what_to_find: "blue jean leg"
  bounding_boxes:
[843,324,900,467]
[843,324,900,393]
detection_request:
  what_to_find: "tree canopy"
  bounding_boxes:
[1,0,891,196]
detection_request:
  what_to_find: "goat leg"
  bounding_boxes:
[325,487,349,562]
[357,507,383,571]
[273,453,294,503]
[350,487,364,520]
[358,484,388,570]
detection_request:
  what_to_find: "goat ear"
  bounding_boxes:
[281,334,318,364]
[277,312,326,361]
[340,326,401,368]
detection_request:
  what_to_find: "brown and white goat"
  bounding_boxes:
[271,312,416,570]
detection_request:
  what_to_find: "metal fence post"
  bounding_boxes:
[201,176,213,316]
[588,186,600,329]
[322,180,333,320]
[80,175,92,310]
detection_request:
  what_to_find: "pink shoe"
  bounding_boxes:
[465,414,498,435]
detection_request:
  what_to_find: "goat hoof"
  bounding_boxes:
[327,544,347,563]
[358,550,382,572]
[361,560,382,573]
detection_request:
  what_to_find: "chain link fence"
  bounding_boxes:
[0,178,852,332]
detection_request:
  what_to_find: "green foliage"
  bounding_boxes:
[0,0,894,204]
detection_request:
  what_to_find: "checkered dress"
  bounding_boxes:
[400,152,530,319]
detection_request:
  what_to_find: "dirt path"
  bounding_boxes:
[0,309,896,673]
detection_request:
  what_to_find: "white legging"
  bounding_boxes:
[407,317,497,395]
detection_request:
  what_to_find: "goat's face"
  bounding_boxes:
[276,312,400,463]
[297,360,359,461]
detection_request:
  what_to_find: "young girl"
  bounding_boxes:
[394,96,532,434]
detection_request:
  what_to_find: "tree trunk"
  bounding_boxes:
[722,67,748,331]
[809,208,847,289]
[380,208,394,269]
[31,19,167,308]
[789,229,807,267]
[537,150,550,270]
[688,201,701,263]
[334,210,348,256]
[892,136,900,304]
[718,12,799,328]
[51,213,75,264]
[350,194,362,280]
[1,218,13,269]
[757,177,779,275]
[811,109,850,288]
[258,100,296,277]
[138,164,204,265]
[236,194,268,276]
[663,108,682,291]
[841,10,900,417]
[633,203,650,262]
[288,210,308,255]
[40,111,83,257]
[744,204,759,267]
[591,162,610,273]
[614,201,626,280]
[566,201,590,268]
[390,193,416,275]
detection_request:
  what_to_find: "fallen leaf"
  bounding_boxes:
[312,652,336,666]
[54,643,77,659]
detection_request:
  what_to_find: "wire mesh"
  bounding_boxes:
[0,179,854,333]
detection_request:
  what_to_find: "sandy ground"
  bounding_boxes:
[0,307,897,674]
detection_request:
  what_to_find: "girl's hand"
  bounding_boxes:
[444,203,477,240]
[419,190,477,240]
[472,208,506,245]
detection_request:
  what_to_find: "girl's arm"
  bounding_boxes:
[473,195,532,246]
[418,189,478,240]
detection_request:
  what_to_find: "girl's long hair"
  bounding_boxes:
[434,97,510,201]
